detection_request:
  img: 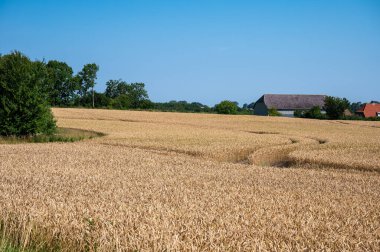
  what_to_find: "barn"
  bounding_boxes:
[356,103,380,118]
[253,94,326,117]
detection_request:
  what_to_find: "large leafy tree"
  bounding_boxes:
[215,100,238,114]
[45,60,75,106]
[128,83,149,108]
[105,79,128,99]
[324,96,350,119]
[77,63,99,107]
[350,102,363,113]
[105,80,150,109]
[0,51,56,136]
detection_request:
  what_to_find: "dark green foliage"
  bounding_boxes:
[94,92,112,108]
[77,63,99,97]
[304,106,325,119]
[77,63,99,108]
[105,79,125,98]
[237,103,252,115]
[75,92,111,108]
[153,100,211,113]
[0,127,105,144]
[350,102,363,113]
[293,110,303,118]
[153,100,251,115]
[110,94,132,109]
[324,96,350,119]
[215,100,238,114]
[294,106,326,119]
[128,83,149,108]
[138,99,154,109]
[105,80,151,109]
[45,60,76,106]
[246,102,255,110]
[341,115,380,121]
[268,107,281,116]
[0,51,56,136]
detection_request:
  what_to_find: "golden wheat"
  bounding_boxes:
[0,108,379,251]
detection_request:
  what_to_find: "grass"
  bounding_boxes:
[0,108,379,251]
[0,128,105,144]
[0,240,20,252]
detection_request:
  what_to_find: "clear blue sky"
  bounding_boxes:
[1,0,379,105]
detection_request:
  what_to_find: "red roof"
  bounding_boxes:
[356,103,380,118]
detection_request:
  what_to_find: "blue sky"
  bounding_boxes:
[1,0,379,105]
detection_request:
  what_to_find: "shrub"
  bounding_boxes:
[215,100,238,114]
[307,106,325,119]
[294,107,326,119]
[0,51,56,136]
[268,107,281,116]
[110,94,132,109]
[294,110,303,118]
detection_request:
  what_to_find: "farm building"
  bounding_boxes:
[253,94,326,117]
[356,103,380,118]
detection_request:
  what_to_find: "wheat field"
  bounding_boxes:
[0,108,379,251]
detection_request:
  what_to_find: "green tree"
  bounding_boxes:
[105,80,150,109]
[105,79,121,98]
[77,63,99,108]
[139,99,154,109]
[45,60,75,106]
[350,102,363,113]
[0,51,56,136]
[77,92,111,108]
[324,96,350,119]
[215,100,238,114]
[110,94,132,109]
[105,79,130,98]
[128,83,149,108]
[247,102,255,110]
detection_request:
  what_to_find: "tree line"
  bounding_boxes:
[0,51,253,136]
[1,51,376,137]
[1,51,252,113]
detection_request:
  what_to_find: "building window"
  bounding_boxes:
[377,112,380,117]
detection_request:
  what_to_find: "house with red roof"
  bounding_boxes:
[356,103,380,118]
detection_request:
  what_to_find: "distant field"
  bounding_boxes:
[0,108,379,251]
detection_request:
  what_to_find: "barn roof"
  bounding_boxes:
[261,94,326,110]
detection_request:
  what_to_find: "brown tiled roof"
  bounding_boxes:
[262,94,326,110]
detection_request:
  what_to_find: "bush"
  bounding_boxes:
[110,94,132,109]
[294,110,303,118]
[324,96,350,119]
[268,107,281,116]
[294,106,326,119]
[0,51,56,136]
[341,115,380,121]
[215,100,238,114]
